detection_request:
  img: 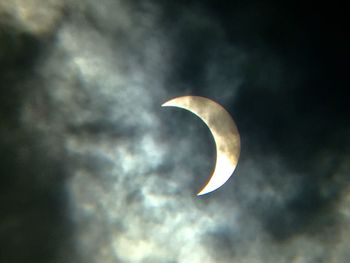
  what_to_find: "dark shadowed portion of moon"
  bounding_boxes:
[162,96,240,195]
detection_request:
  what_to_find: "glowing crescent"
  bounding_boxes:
[162,96,240,196]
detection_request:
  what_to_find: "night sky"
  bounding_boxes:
[1,0,349,262]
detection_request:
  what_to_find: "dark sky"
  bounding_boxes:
[159,0,350,240]
[1,0,349,262]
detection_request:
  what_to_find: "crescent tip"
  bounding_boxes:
[196,191,207,196]
[162,100,177,107]
[161,101,170,107]
[196,185,216,196]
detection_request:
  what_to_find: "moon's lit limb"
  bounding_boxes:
[162,96,240,196]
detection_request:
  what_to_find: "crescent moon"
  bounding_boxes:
[162,96,240,196]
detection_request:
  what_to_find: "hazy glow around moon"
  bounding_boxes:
[162,96,240,195]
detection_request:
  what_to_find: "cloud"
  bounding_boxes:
[1,0,349,262]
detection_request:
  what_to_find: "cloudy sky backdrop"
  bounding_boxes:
[0,0,349,262]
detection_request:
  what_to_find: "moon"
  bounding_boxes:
[162,96,240,196]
